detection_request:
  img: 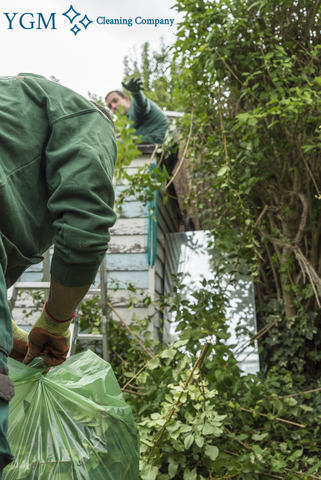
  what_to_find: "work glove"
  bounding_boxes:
[121,77,144,94]
[23,302,75,367]
[10,319,28,362]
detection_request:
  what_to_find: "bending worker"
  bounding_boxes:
[105,77,169,145]
[0,73,116,474]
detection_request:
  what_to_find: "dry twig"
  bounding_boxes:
[107,301,154,358]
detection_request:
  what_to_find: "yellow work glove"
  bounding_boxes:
[23,302,75,367]
[10,319,28,362]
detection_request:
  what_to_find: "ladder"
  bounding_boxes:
[8,249,110,361]
[69,254,110,360]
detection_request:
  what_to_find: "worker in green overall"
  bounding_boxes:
[105,77,169,145]
[0,73,117,476]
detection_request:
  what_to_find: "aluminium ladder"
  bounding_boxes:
[8,249,110,361]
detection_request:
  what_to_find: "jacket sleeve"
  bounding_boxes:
[131,91,151,120]
[45,110,117,287]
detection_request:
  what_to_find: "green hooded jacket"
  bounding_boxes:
[0,73,117,291]
[127,91,169,144]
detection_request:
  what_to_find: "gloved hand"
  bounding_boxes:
[23,302,75,367]
[121,77,143,94]
[10,319,28,362]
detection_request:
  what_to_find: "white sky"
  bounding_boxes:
[0,0,181,99]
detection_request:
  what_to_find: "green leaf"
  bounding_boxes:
[205,444,219,461]
[140,464,159,480]
[195,435,205,448]
[217,166,230,177]
[289,449,303,462]
[148,358,161,370]
[183,468,197,480]
[168,459,179,478]
[307,459,321,475]
[202,422,221,435]
[184,433,194,449]
[252,432,269,441]
[160,348,176,360]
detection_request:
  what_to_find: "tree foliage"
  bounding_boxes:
[123,39,179,111]
[172,0,321,380]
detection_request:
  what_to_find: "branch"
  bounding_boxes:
[239,407,305,428]
[259,229,321,307]
[147,342,211,460]
[166,110,193,189]
[299,150,321,197]
[149,144,159,165]
[122,388,147,397]
[233,318,279,358]
[269,386,321,400]
[255,205,268,226]
[293,192,308,245]
[107,301,155,358]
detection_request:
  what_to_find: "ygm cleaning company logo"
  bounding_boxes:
[62,4,92,35]
[1,4,175,34]
[1,4,93,35]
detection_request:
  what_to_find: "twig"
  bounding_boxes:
[259,229,321,307]
[271,386,321,399]
[218,86,229,165]
[294,192,308,245]
[212,474,239,480]
[299,151,321,198]
[149,144,159,165]
[214,48,243,86]
[265,241,282,301]
[261,475,284,480]
[156,149,165,169]
[166,110,194,189]
[285,467,321,479]
[114,351,126,363]
[294,245,321,307]
[224,426,251,451]
[147,342,211,460]
[121,362,150,391]
[255,204,268,226]
[239,407,305,428]
[122,388,147,397]
[107,301,155,358]
[233,318,278,357]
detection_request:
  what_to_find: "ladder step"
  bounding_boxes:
[15,282,50,289]
[13,283,101,296]
[76,333,104,341]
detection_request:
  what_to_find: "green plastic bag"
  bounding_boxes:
[4,350,139,480]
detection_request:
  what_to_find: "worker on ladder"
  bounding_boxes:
[0,73,117,476]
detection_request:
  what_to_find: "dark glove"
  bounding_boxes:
[23,302,75,367]
[10,319,28,362]
[121,77,143,94]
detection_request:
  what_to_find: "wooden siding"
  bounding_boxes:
[14,147,182,336]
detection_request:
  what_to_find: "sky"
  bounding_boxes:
[0,0,182,99]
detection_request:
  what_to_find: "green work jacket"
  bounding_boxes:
[127,91,169,144]
[0,73,117,289]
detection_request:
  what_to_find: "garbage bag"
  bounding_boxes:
[3,350,139,480]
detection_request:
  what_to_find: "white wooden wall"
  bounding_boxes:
[11,148,182,335]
